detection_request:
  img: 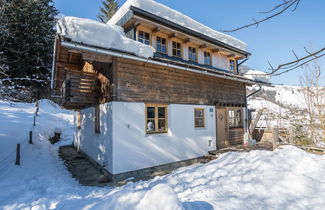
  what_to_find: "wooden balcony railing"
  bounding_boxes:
[61,72,99,109]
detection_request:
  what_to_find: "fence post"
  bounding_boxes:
[29,131,33,144]
[289,126,294,145]
[15,144,20,165]
[272,127,279,150]
[35,100,39,116]
[33,115,36,126]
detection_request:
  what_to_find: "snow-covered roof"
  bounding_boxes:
[240,69,271,83]
[109,0,247,51]
[56,16,155,58]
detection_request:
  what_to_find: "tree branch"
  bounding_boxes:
[223,0,300,32]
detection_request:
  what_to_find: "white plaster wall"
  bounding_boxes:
[198,49,204,65]
[183,45,189,60]
[111,102,216,174]
[74,103,113,173]
[212,54,230,71]
[167,40,173,56]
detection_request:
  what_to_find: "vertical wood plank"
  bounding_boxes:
[272,128,279,150]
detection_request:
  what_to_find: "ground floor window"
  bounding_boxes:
[194,108,205,128]
[228,108,242,127]
[146,104,168,134]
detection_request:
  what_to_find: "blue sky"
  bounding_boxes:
[53,0,325,85]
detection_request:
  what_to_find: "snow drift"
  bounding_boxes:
[109,0,247,51]
[56,16,155,58]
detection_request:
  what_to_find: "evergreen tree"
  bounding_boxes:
[97,0,119,23]
[0,0,58,101]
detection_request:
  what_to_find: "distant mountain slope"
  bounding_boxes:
[247,85,307,128]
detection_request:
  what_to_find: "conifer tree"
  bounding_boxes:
[97,0,119,23]
[0,0,58,100]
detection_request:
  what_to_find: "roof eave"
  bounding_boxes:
[59,39,256,85]
[129,6,251,57]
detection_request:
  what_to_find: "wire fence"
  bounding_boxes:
[0,100,40,174]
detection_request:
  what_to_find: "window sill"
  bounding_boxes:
[146,131,168,135]
[195,126,205,128]
[229,126,244,129]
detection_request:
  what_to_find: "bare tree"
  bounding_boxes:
[300,62,325,144]
[223,0,325,76]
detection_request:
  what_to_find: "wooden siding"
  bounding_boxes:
[229,127,244,146]
[114,57,247,105]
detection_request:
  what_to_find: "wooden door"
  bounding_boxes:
[216,108,228,149]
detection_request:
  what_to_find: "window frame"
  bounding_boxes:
[172,41,182,58]
[137,30,151,45]
[156,36,168,54]
[145,104,168,134]
[228,108,243,128]
[229,59,237,72]
[188,46,197,62]
[194,108,205,128]
[204,51,212,66]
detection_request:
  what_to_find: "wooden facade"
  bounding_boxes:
[114,57,247,105]
[52,44,248,147]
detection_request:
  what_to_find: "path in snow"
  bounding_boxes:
[1,100,325,209]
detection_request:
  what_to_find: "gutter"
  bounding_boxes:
[51,37,58,89]
[60,41,256,85]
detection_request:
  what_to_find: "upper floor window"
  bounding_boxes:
[204,51,211,65]
[146,104,168,134]
[188,47,197,62]
[172,41,182,58]
[138,30,150,45]
[229,59,236,72]
[156,37,167,54]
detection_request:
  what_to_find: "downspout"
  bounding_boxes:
[245,83,262,143]
[247,84,262,98]
[237,58,248,74]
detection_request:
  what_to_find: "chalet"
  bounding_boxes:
[51,0,257,182]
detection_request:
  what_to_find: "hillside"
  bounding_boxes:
[247,85,307,128]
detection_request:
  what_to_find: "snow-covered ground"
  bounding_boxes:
[1,100,325,209]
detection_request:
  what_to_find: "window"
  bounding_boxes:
[194,108,205,128]
[228,109,242,127]
[188,47,197,62]
[229,59,236,72]
[77,111,81,129]
[172,41,182,58]
[146,104,168,134]
[138,30,150,45]
[156,37,167,54]
[204,51,211,65]
[95,105,100,133]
